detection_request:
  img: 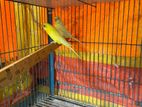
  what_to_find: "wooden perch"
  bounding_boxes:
[0,43,60,87]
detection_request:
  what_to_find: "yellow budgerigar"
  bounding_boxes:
[54,16,81,43]
[43,23,81,59]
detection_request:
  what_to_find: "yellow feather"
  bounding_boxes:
[43,23,81,59]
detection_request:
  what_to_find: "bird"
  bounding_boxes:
[54,16,81,43]
[43,23,81,59]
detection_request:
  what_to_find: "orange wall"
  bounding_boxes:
[0,0,48,63]
[0,0,141,62]
[53,0,142,57]
[0,0,17,62]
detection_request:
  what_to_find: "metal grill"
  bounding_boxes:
[0,0,142,107]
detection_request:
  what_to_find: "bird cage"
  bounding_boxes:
[0,0,142,107]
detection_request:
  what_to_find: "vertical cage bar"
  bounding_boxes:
[111,1,115,105]
[93,3,96,105]
[124,0,130,106]
[136,0,140,105]
[105,1,110,106]
[128,0,135,105]
[47,8,54,96]
[120,0,125,106]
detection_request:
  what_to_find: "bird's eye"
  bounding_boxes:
[43,24,46,28]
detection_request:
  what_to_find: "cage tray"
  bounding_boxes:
[34,96,94,107]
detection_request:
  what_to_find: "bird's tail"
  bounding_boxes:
[72,37,81,43]
[68,46,81,59]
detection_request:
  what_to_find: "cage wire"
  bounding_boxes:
[0,0,142,107]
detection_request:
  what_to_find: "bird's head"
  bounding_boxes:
[43,23,51,32]
[55,16,60,21]
[55,16,62,24]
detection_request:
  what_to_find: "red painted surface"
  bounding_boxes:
[55,56,142,104]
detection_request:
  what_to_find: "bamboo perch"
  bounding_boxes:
[0,43,60,87]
